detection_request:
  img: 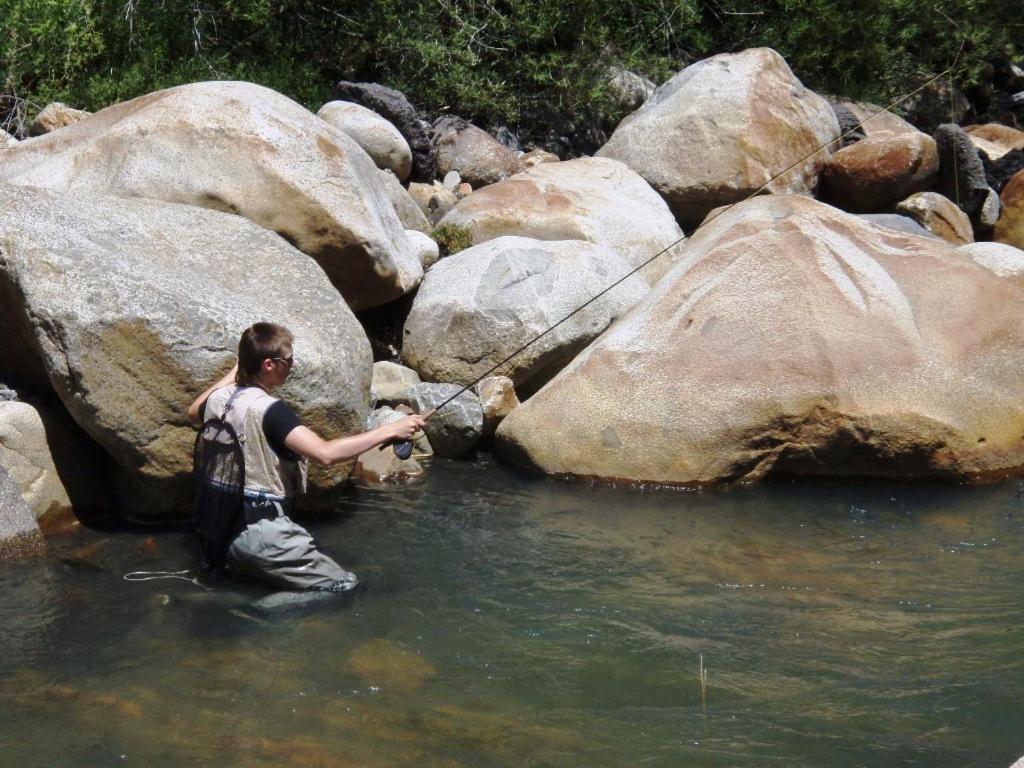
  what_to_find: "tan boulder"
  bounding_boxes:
[994,170,1024,250]
[402,237,649,392]
[0,81,421,311]
[352,446,423,484]
[596,48,839,226]
[0,186,372,519]
[432,116,522,188]
[521,149,560,168]
[371,361,421,404]
[475,376,519,438]
[496,195,1024,485]
[436,157,686,284]
[318,100,413,181]
[822,132,938,211]
[28,102,90,136]
[895,191,973,245]
[956,242,1024,286]
[0,401,109,533]
[831,98,920,138]
[964,124,1024,160]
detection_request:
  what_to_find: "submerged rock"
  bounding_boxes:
[597,47,840,226]
[402,236,648,391]
[0,185,371,518]
[437,157,685,284]
[496,195,1024,485]
[0,81,422,311]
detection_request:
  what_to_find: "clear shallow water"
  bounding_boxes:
[2,457,1023,767]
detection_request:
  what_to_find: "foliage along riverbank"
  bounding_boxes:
[2,0,1022,154]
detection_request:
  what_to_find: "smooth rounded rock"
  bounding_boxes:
[596,48,839,226]
[475,376,519,438]
[823,132,938,211]
[965,124,1024,160]
[0,81,422,311]
[371,362,421,405]
[895,192,974,245]
[376,169,431,233]
[432,116,522,188]
[402,237,648,391]
[28,102,90,136]
[496,195,1024,485]
[318,100,413,181]
[390,384,483,459]
[437,157,685,284]
[0,186,372,518]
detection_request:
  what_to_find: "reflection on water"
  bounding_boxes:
[2,459,1023,767]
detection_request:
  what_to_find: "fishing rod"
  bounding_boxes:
[387,45,966,458]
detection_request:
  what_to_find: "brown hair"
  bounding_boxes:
[236,323,294,386]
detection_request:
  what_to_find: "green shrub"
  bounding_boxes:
[432,223,474,258]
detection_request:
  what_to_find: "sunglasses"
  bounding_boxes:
[271,355,295,370]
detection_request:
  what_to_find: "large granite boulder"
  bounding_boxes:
[994,169,1024,250]
[0,401,109,532]
[0,186,372,519]
[436,157,685,284]
[333,81,436,182]
[0,81,422,311]
[596,48,840,226]
[432,116,521,188]
[318,100,413,182]
[496,195,1024,485]
[28,102,90,136]
[0,466,43,559]
[402,236,648,392]
[822,132,938,211]
[895,192,974,245]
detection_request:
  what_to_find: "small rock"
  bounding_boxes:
[408,182,458,224]
[0,386,16,401]
[454,182,472,200]
[828,98,921,138]
[28,102,90,136]
[317,100,413,181]
[475,376,519,438]
[377,169,431,233]
[391,383,483,459]
[432,115,521,188]
[442,171,461,190]
[964,124,1024,160]
[606,66,657,112]
[895,192,974,245]
[521,149,560,168]
[902,78,970,133]
[371,362,421,405]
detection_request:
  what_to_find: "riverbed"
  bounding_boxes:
[2,457,1022,767]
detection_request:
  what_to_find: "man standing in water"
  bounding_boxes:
[186,322,425,591]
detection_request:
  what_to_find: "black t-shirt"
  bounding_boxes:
[199,391,303,460]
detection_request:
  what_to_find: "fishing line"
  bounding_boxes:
[412,43,967,429]
[123,569,210,589]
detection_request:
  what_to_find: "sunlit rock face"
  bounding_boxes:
[496,195,1024,485]
[0,81,421,311]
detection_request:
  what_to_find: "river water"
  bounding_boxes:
[1,457,1022,767]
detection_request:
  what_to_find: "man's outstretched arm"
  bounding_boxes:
[284,414,427,466]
